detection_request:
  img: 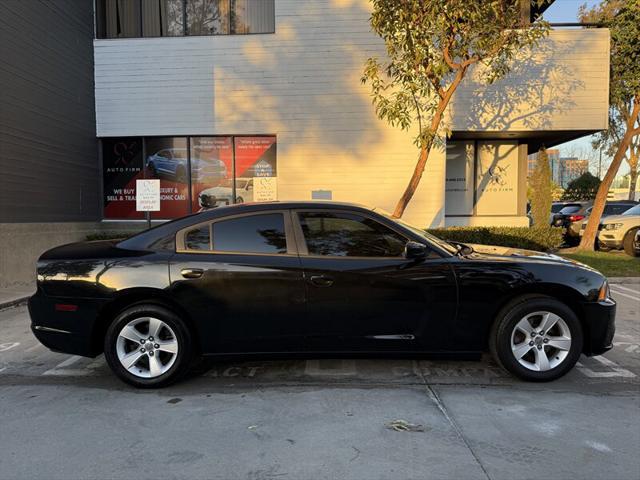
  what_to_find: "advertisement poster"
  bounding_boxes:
[103,138,144,219]
[253,177,277,202]
[190,137,233,212]
[144,137,190,219]
[475,142,518,216]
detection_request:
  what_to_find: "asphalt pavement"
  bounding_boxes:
[0,285,639,480]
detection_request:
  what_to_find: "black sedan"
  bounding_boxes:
[29,202,616,388]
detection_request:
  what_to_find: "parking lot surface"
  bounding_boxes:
[0,285,639,480]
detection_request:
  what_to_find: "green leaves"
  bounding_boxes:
[362,0,550,148]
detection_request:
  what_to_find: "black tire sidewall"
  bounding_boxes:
[623,228,639,257]
[493,297,583,382]
[104,304,192,388]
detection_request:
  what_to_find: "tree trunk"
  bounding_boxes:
[392,142,431,217]
[628,149,638,201]
[579,97,640,250]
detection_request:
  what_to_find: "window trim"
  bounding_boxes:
[291,209,413,260]
[176,210,297,256]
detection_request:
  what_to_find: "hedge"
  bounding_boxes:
[426,226,563,252]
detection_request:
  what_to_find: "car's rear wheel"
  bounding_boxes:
[623,228,639,257]
[104,304,193,388]
[490,296,583,382]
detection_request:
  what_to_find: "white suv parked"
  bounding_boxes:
[580,203,640,255]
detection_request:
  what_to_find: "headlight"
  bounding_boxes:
[598,281,611,302]
[603,223,623,230]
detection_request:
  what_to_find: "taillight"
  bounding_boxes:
[55,304,78,312]
[568,215,585,222]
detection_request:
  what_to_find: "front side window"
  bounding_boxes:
[298,212,407,258]
[212,213,287,254]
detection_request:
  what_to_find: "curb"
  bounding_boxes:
[0,296,29,311]
[608,277,640,285]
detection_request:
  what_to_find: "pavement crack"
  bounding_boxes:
[414,361,492,480]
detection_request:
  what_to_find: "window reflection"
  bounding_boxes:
[299,213,407,257]
[185,225,211,250]
[212,214,287,254]
[186,0,230,35]
[142,0,185,36]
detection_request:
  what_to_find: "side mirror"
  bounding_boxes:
[404,241,427,260]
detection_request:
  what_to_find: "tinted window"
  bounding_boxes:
[559,205,582,214]
[142,0,184,36]
[605,204,635,215]
[298,212,407,257]
[213,214,287,254]
[186,0,274,35]
[185,225,210,250]
[623,204,640,216]
[551,204,566,213]
[96,0,142,38]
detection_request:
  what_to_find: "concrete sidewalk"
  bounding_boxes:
[0,287,33,309]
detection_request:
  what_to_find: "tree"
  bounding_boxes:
[592,110,640,200]
[562,172,602,201]
[578,0,640,250]
[529,148,552,226]
[362,1,549,218]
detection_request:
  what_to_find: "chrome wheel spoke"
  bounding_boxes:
[515,318,535,336]
[149,355,163,377]
[534,347,551,371]
[156,339,178,354]
[147,317,164,339]
[121,349,144,370]
[538,312,560,334]
[119,325,142,344]
[547,336,571,351]
[512,342,533,359]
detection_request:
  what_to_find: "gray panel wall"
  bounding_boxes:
[0,0,98,222]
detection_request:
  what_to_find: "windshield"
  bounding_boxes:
[623,204,640,216]
[373,208,458,255]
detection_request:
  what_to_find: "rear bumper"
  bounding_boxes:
[28,291,105,357]
[582,299,616,356]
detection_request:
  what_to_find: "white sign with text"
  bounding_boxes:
[253,177,277,202]
[136,179,161,211]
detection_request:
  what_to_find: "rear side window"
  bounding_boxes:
[605,204,635,215]
[212,213,287,254]
[185,225,210,250]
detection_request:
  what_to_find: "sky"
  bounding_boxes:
[536,0,626,175]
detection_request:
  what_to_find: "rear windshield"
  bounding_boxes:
[559,205,582,214]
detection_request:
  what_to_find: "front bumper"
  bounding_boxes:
[582,299,616,356]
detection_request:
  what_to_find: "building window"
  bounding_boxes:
[102,136,276,219]
[96,0,274,38]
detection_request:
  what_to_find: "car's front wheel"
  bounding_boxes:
[623,227,639,257]
[490,296,583,382]
[104,304,193,388]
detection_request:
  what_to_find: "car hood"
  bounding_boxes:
[462,243,591,268]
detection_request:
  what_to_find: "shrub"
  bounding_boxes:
[426,226,564,252]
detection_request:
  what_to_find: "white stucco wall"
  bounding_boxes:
[94,0,445,227]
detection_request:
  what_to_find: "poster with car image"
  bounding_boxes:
[103,138,144,219]
[194,136,276,211]
[144,137,190,219]
[191,137,233,211]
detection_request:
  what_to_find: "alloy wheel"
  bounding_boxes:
[510,311,572,372]
[116,317,179,378]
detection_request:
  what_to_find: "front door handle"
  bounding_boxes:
[309,275,334,287]
[181,268,204,279]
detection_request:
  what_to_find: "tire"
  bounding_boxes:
[104,304,194,388]
[623,228,639,257]
[489,295,583,382]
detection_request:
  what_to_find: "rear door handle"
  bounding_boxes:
[181,268,204,279]
[309,275,334,287]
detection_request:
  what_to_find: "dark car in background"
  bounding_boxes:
[146,148,227,184]
[554,201,637,245]
[29,202,616,388]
